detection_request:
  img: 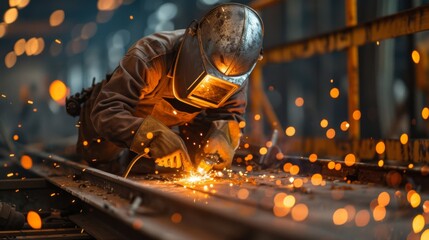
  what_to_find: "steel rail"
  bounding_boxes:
[24,149,340,240]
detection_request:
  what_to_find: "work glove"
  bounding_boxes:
[197,120,241,170]
[130,115,193,171]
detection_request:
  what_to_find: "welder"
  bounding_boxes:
[67,3,264,175]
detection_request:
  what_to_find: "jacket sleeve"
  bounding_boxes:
[91,54,155,148]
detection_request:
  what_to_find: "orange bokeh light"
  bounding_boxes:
[27,211,42,229]
[333,208,348,225]
[344,153,356,166]
[291,204,308,222]
[49,80,67,104]
[20,155,32,170]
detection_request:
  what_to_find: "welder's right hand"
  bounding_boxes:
[130,115,193,171]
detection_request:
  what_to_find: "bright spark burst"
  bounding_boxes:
[177,171,214,185]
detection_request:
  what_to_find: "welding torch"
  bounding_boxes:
[196,152,222,175]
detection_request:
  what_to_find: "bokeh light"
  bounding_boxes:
[412,50,420,64]
[295,97,304,107]
[320,119,328,128]
[49,10,65,27]
[355,210,370,227]
[291,204,308,222]
[333,208,348,225]
[400,133,408,145]
[285,126,296,137]
[4,8,18,24]
[27,211,42,229]
[330,87,340,98]
[344,153,356,166]
[376,141,385,154]
[340,121,350,131]
[49,80,67,103]
[5,51,17,68]
[20,155,33,170]
[412,214,425,233]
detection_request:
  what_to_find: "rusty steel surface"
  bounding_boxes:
[7,149,427,239]
[263,4,429,63]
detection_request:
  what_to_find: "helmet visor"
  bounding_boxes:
[187,74,239,108]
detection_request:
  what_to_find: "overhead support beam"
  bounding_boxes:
[263,4,429,63]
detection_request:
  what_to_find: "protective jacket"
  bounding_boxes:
[78,30,247,166]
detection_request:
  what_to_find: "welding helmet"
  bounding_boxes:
[172,3,264,108]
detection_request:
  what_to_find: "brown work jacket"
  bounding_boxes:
[79,30,247,164]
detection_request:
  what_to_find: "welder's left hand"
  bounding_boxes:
[198,120,241,170]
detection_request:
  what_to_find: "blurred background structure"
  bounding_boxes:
[1,0,429,152]
[2,1,429,239]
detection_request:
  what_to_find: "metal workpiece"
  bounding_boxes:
[3,149,425,239]
[23,150,328,239]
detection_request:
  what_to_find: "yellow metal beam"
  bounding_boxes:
[263,4,429,63]
[346,0,361,140]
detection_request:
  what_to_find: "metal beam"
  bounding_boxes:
[25,149,335,239]
[263,4,429,63]
[345,0,361,139]
[0,178,48,190]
